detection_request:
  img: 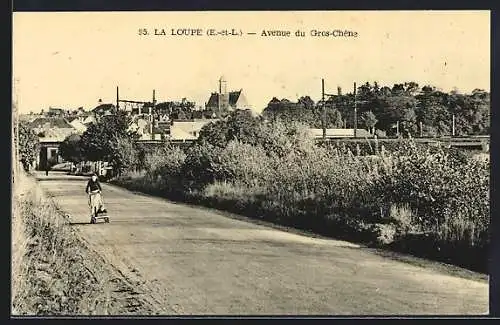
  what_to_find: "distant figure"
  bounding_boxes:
[45,163,49,176]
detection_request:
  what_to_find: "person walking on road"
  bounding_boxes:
[86,173,106,215]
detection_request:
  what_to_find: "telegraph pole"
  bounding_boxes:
[353,82,357,138]
[116,86,120,110]
[320,79,336,143]
[218,78,221,118]
[322,78,326,142]
[151,89,156,139]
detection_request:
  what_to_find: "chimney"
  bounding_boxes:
[337,86,342,96]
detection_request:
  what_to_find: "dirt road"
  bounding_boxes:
[35,172,488,315]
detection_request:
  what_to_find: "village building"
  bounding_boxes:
[92,100,117,118]
[46,107,67,117]
[169,119,219,141]
[205,76,251,116]
[29,117,81,170]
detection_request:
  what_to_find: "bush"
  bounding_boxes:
[379,143,489,247]
[216,141,271,187]
[182,143,224,189]
[144,146,186,194]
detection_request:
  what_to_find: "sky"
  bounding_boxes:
[13,11,490,114]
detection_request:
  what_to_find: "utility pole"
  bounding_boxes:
[151,89,156,140]
[320,79,336,143]
[353,82,357,138]
[218,78,221,118]
[116,86,120,110]
[322,78,326,142]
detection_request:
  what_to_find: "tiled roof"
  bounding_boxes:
[169,119,218,140]
[29,117,73,129]
[229,90,242,105]
[92,103,116,113]
[39,127,77,142]
[206,90,243,108]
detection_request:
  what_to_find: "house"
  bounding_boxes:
[205,76,251,115]
[19,113,44,123]
[169,119,219,141]
[205,89,251,113]
[29,117,79,170]
[46,107,66,117]
[92,101,116,117]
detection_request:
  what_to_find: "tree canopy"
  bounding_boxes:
[261,82,490,137]
[78,111,139,173]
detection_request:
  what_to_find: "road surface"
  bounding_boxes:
[35,172,488,315]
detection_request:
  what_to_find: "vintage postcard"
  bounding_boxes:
[12,11,490,316]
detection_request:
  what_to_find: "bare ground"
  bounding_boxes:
[34,171,489,315]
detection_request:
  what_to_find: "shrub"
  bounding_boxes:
[144,146,186,194]
[216,141,271,187]
[379,143,489,247]
[182,143,224,189]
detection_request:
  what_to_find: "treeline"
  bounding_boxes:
[262,82,490,137]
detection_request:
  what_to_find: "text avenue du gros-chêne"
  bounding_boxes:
[138,28,358,38]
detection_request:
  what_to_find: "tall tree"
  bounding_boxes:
[80,111,137,165]
[360,111,378,134]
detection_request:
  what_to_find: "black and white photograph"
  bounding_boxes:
[11,10,490,316]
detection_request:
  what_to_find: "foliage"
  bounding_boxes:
[182,143,224,189]
[18,122,39,171]
[360,111,378,133]
[59,134,84,164]
[108,136,139,175]
[378,144,489,247]
[79,111,138,170]
[144,146,186,193]
[197,110,263,148]
[216,141,271,187]
[261,82,489,136]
